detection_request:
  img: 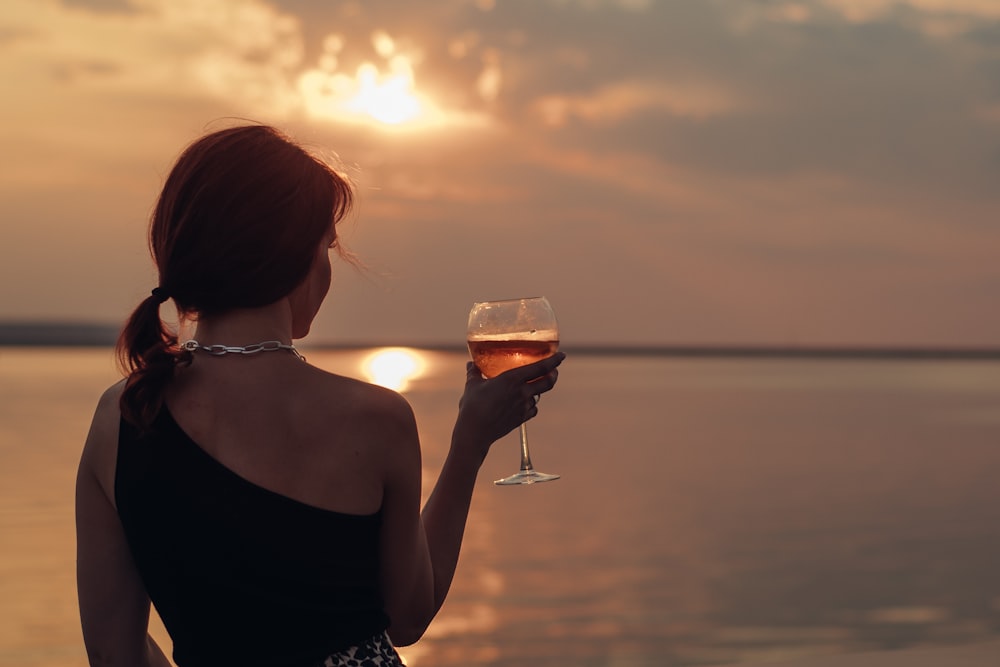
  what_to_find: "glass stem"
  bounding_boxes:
[519,423,534,472]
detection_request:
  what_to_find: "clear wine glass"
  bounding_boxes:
[467,296,560,485]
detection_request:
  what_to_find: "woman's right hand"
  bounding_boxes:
[452,352,565,462]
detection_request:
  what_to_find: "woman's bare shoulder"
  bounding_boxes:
[301,369,421,498]
[311,366,413,413]
[307,368,419,444]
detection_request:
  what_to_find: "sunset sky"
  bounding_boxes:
[1,0,999,347]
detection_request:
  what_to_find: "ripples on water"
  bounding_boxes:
[1,348,999,666]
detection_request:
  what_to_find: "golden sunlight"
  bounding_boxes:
[298,57,426,128]
[361,348,427,392]
[349,58,422,125]
[297,29,430,129]
[297,30,490,132]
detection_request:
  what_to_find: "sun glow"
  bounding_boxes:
[297,30,429,129]
[361,348,427,392]
[346,58,422,125]
[299,58,429,128]
[298,30,489,132]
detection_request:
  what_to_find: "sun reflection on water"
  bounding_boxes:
[360,347,427,392]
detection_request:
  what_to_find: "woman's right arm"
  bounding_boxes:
[379,352,564,645]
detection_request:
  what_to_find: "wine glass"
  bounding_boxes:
[467,296,561,485]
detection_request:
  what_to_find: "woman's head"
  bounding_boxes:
[152,124,352,316]
[117,123,354,426]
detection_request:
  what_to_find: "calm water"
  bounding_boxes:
[1,347,999,666]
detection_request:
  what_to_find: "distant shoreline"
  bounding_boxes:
[2,323,999,360]
[0,322,121,347]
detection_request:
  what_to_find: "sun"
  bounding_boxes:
[297,31,432,130]
[346,59,422,125]
[297,30,488,132]
[298,60,429,129]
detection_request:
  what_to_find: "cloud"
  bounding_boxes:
[534,79,755,126]
[3,0,303,105]
[0,0,309,193]
[977,103,1000,123]
[720,0,1000,43]
[547,0,653,10]
[0,0,503,195]
[821,0,1000,22]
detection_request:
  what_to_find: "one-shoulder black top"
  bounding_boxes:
[114,408,389,667]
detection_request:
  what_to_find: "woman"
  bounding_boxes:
[75,124,564,667]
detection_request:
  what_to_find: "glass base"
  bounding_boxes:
[494,469,560,485]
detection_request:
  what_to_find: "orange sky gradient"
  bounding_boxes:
[1,0,998,347]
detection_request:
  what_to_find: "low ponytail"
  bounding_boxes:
[116,291,188,429]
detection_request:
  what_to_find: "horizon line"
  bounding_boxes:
[311,342,1000,360]
[1,321,999,359]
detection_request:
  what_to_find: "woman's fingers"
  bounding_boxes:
[469,352,565,381]
[465,361,482,383]
[523,393,540,421]
[528,367,559,397]
[456,353,565,449]
[499,352,565,383]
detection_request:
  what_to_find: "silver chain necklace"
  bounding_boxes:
[181,339,305,361]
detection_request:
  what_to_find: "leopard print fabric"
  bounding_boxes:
[318,631,403,667]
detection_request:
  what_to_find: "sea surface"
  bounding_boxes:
[1,347,999,666]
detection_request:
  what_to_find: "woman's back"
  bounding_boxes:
[115,382,391,667]
[162,352,407,517]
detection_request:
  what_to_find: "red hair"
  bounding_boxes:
[117,124,354,427]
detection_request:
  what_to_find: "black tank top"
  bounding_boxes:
[115,408,389,667]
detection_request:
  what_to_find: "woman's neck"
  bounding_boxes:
[188,300,295,346]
